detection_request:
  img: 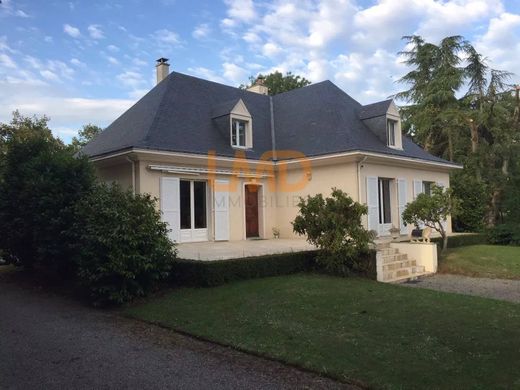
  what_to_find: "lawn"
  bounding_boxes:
[125,274,520,389]
[440,245,520,279]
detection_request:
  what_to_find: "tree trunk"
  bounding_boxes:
[442,233,448,252]
[448,129,454,162]
[470,120,479,153]
[486,189,500,227]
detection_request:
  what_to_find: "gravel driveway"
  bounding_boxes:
[0,279,355,390]
[401,274,520,303]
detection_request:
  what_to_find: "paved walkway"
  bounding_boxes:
[401,274,520,304]
[177,238,316,260]
[0,278,354,390]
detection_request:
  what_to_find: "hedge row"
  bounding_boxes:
[431,233,486,250]
[171,248,380,287]
[171,251,319,287]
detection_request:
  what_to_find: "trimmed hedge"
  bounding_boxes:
[172,251,318,287]
[431,233,485,250]
[171,249,378,287]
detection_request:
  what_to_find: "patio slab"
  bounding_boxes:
[176,239,317,261]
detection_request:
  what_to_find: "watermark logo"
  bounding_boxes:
[208,149,312,193]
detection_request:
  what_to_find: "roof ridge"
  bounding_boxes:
[142,75,173,146]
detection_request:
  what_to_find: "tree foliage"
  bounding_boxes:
[69,184,176,305]
[241,71,311,95]
[396,35,519,230]
[0,113,94,273]
[70,123,103,152]
[0,112,176,305]
[292,188,373,273]
[402,185,459,251]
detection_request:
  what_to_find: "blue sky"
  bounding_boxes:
[1,0,519,142]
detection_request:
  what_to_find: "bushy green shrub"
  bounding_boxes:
[69,184,176,305]
[485,224,520,246]
[173,251,317,287]
[292,188,373,274]
[0,128,94,274]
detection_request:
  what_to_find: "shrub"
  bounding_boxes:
[485,224,520,246]
[172,251,318,287]
[69,184,176,305]
[292,188,373,274]
[0,127,94,274]
[402,185,459,252]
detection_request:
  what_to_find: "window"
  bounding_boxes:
[422,181,435,196]
[387,120,396,147]
[378,178,392,224]
[180,180,207,230]
[231,119,247,148]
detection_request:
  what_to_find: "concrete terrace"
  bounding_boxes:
[176,239,317,261]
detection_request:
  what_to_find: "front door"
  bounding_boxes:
[245,185,259,238]
[179,180,208,242]
[378,178,392,236]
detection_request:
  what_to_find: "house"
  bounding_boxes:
[82,58,461,244]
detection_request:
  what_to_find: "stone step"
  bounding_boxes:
[382,253,408,263]
[379,248,398,256]
[384,271,431,284]
[383,265,426,282]
[382,259,417,271]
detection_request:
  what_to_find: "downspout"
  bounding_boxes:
[357,156,368,203]
[126,156,136,195]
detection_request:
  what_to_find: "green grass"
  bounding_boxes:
[440,245,520,279]
[125,274,520,389]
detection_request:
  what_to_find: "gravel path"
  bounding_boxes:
[401,274,520,303]
[0,278,356,390]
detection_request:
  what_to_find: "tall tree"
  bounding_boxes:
[241,71,311,95]
[70,123,103,152]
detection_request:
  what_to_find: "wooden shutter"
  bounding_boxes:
[160,177,180,243]
[398,178,408,235]
[214,179,230,241]
[366,176,379,234]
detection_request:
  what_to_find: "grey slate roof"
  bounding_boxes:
[82,71,458,166]
[358,99,393,120]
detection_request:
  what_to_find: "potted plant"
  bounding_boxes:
[389,225,401,240]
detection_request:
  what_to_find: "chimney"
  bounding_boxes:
[247,75,269,95]
[156,57,170,84]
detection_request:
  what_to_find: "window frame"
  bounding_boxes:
[387,119,396,147]
[230,117,251,149]
[179,180,208,231]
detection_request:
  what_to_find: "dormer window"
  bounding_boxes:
[231,119,247,148]
[387,119,396,147]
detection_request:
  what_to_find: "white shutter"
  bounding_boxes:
[214,179,230,241]
[413,179,423,199]
[398,178,408,235]
[160,177,180,243]
[366,176,379,234]
[413,179,424,228]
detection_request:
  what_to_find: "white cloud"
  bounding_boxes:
[192,23,211,39]
[155,29,181,46]
[44,36,53,43]
[63,24,81,38]
[15,9,30,18]
[107,56,120,65]
[87,24,105,39]
[0,53,16,69]
[187,67,227,84]
[222,62,248,84]
[40,70,59,82]
[107,44,119,52]
[70,58,85,67]
[224,0,256,23]
[117,71,145,88]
